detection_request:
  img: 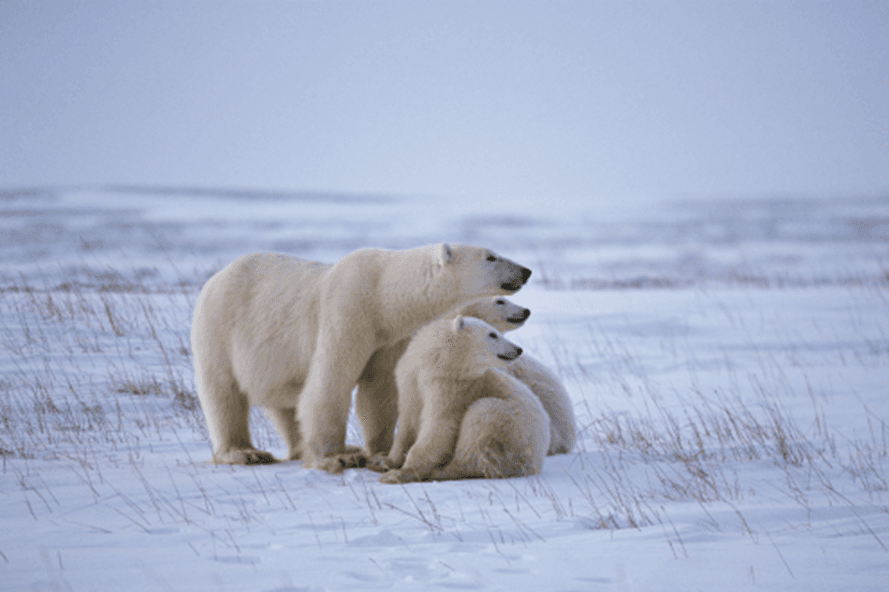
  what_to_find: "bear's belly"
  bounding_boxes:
[249,377,306,408]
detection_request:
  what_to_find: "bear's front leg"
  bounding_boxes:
[379,467,426,484]
[297,338,374,473]
[377,409,420,473]
[379,415,459,483]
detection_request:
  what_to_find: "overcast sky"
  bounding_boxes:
[2,1,888,207]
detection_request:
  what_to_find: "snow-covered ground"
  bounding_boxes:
[2,188,888,591]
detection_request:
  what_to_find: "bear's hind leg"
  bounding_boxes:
[356,339,409,457]
[356,367,398,456]
[198,370,275,465]
[264,406,301,460]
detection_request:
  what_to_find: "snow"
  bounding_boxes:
[2,188,889,591]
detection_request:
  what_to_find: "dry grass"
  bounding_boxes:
[2,263,887,560]
[0,267,206,460]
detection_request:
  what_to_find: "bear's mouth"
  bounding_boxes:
[506,316,526,324]
[497,353,519,361]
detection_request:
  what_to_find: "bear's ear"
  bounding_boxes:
[452,316,465,332]
[438,243,454,266]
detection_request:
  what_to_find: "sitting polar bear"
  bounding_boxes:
[379,316,550,483]
[363,295,574,466]
[429,369,549,481]
[191,243,531,472]
[355,295,532,456]
[509,357,576,455]
[460,298,576,455]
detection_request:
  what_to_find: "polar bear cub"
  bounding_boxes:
[380,316,550,483]
[505,351,576,455]
[457,297,576,455]
[356,295,533,456]
[191,243,531,472]
[457,296,531,332]
[428,369,550,481]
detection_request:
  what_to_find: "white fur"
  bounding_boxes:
[455,295,531,333]
[357,296,532,456]
[429,368,550,480]
[190,244,530,471]
[506,354,576,455]
[380,316,549,483]
[449,297,576,455]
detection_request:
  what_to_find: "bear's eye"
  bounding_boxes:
[489,332,498,339]
[486,255,496,262]
[495,299,505,305]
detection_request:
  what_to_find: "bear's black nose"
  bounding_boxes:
[515,347,523,357]
[522,309,531,319]
[521,267,532,284]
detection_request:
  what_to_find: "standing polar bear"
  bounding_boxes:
[191,243,531,472]
[379,316,550,483]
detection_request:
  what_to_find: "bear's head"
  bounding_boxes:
[439,316,523,380]
[456,296,531,333]
[436,243,532,296]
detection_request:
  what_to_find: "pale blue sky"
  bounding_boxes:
[2,1,887,207]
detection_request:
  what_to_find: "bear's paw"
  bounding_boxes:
[212,448,278,465]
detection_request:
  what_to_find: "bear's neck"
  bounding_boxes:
[376,248,465,342]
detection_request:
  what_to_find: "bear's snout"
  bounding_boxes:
[497,346,522,361]
[500,266,532,292]
[507,308,531,325]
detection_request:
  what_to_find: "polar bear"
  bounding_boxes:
[458,298,576,455]
[506,352,576,455]
[354,295,532,456]
[361,295,575,460]
[457,296,531,332]
[379,316,549,483]
[428,368,550,481]
[191,243,531,472]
